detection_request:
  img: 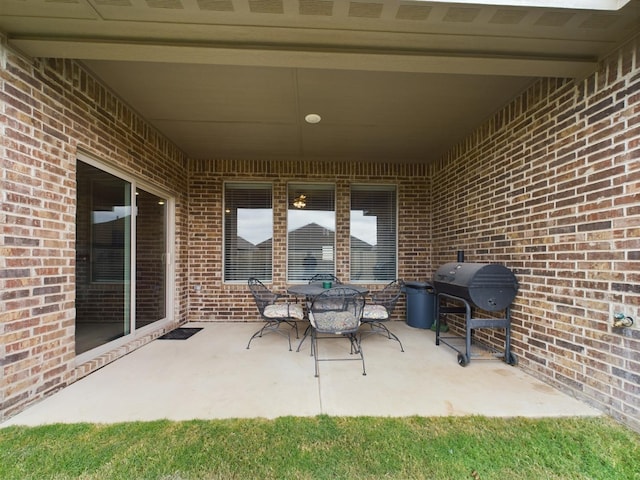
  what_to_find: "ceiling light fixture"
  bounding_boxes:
[304,113,321,124]
[293,194,306,209]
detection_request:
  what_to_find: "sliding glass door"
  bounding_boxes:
[75,158,170,356]
[135,188,167,327]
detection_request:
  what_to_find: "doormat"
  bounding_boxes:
[158,327,203,340]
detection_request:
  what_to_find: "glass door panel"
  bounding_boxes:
[135,188,167,327]
[76,161,132,354]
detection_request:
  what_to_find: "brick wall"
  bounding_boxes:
[0,41,189,421]
[430,36,640,431]
[3,30,639,433]
[187,159,431,323]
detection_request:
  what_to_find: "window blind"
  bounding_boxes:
[224,183,273,282]
[350,184,397,282]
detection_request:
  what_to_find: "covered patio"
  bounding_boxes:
[2,322,599,426]
[1,0,639,433]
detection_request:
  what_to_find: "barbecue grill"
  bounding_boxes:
[433,262,518,367]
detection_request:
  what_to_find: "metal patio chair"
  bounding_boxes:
[247,278,303,351]
[360,279,405,352]
[307,273,342,284]
[293,273,344,350]
[308,287,366,377]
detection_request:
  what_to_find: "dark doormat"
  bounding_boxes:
[158,327,203,340]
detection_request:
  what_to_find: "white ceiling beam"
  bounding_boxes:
[413,0,631,10]
[10,38,597,78]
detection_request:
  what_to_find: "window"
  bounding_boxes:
[350,185,397,282]
[224,183,273,282]
[288,184,335,281]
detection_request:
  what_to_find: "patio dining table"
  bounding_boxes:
[287,282,369,298]
[288,283,370,352]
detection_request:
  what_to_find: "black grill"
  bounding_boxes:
[433,262,519,367]
[433,262,518,312]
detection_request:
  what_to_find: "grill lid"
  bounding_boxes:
[433,262,518,311]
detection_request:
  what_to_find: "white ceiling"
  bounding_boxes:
[1,0,639,163]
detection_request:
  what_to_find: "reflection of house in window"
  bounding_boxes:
[350,185,396,281]
[371,245,395,280]
[227,236,273,280]
[288,223,334,280]
[252,237,272,279]
[302,251,317,279]
[288,222,374,281]
[236,236,255,252]
[350,236,374,280]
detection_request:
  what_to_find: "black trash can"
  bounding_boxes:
[404,281,435,329]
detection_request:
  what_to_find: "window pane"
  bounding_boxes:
[224,183,273,282]
[350,185,397,282]
[288,184,335,282]
[76,160,131,354]
[136,188,167,327]
[90,174,131,283]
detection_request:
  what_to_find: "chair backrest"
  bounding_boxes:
[248,277,278,314]
[308,273,342,284]
[310,287,365,333]
[371,279,404,316]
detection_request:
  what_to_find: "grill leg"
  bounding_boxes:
[504,307,516,366]
[464,301,472,365]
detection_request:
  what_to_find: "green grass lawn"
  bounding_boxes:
[1,416,639,479]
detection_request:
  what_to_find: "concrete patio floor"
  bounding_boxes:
[2,321,600,426]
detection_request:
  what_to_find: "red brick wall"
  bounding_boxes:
[0,45,189,420]
[430,36,640,431]
[3,31,639,433]
[187,159,431,323]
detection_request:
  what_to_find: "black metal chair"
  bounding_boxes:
[294,273,343,350]
[307,273,342,284]
[247,278,303,351]
[360,279,405,352]
[308,287,366,377]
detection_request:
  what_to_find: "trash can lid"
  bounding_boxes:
[404,281,431,289]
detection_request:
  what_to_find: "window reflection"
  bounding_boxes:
[287,184,335,281]
[135,188,167,327]
[350,185,397,282]
[224,183,273,282]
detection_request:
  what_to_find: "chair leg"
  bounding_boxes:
[296,324,312,352]
[246,323,268,349]
[311,331,366,377]
[348,333,366,376]
[360,321,404,352]
[286,320,299,339]
[246,321,292,351]
[312,329,319,377]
